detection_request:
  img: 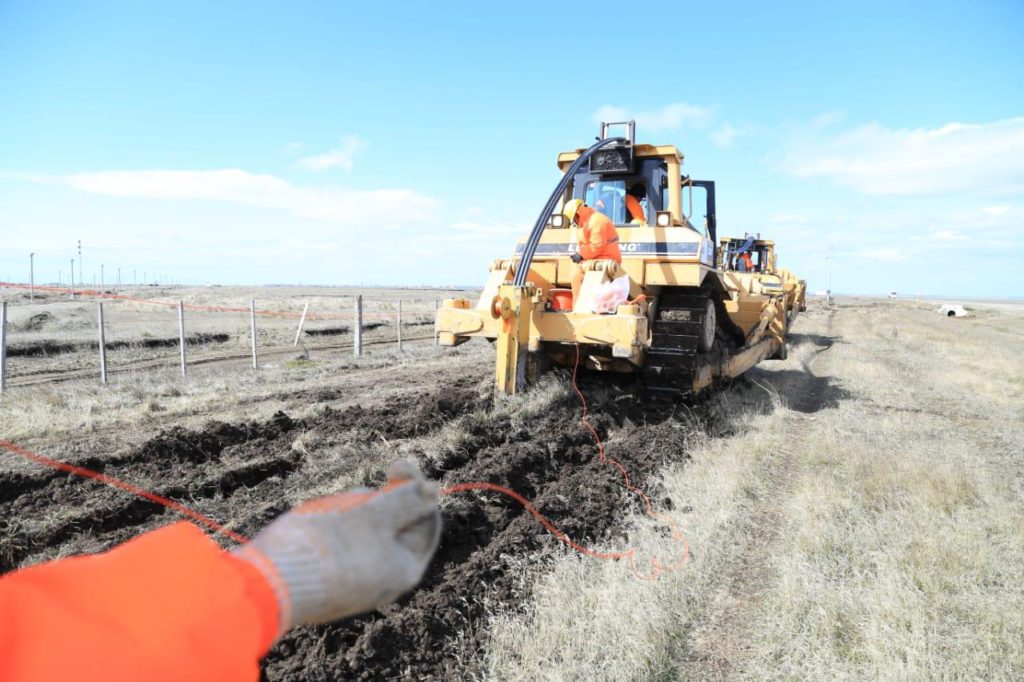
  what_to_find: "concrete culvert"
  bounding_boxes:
[939,304,968,318]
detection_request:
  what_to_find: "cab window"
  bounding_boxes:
[583,179,626,225]
[582,179,653,225]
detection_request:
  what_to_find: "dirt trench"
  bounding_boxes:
[0,372,698,680]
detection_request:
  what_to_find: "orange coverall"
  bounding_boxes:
[572,207,622,304]
[0,522,278,682]
[576,207,622,262]
[625,194,646,223]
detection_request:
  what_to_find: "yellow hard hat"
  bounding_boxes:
[563,198,584,224]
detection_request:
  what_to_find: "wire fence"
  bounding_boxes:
[0,284,454,392]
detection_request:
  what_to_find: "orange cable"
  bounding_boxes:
[0,438,248,544]
[0,344,690,581]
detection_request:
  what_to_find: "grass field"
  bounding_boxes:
[484,299,1024,680]
[1,288,1021,679]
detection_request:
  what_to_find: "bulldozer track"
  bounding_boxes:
[643,291,711,397]
[643,290,746,398]
[5,333,436,389]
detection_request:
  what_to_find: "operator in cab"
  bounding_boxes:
[564,198,622,307]
[625,183,647,224]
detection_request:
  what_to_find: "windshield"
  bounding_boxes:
[582,179,649,225]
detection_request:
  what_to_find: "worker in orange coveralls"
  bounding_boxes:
[564,198,622,307]
[625,183,647,224]
[0,460,440,682]
[738,251,754,272]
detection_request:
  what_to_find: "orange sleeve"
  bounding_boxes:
[625,195,645,222]
[579,216,602,260]
[0,522,279,682]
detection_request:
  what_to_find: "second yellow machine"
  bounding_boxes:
[437,122,801,397]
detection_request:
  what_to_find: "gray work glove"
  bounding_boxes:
[233,460,440,633]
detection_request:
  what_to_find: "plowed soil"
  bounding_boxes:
[0,370,701,680]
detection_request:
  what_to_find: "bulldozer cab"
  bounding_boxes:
[553,122,719,266]
[720,236,776,273]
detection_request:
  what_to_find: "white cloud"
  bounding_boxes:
[851,247,910,262]
[782,116,1024,196]
[710,122,743,148]
[279,142,306,156]
[594,103,713,132]
[297,135,368,172]
[770,213,809,225]
[981,205,1010,216]
[932,229,967,241]
[450,221,527,235]
[51,168,438,225]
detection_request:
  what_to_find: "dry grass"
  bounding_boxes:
[483,300,1024,680]
[0,284,463,380]
[0,338,491,464]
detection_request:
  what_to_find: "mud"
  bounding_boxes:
[20,312,55,331]
[303,325,350,337]
[6,333,231,357]
[0,373,699,680]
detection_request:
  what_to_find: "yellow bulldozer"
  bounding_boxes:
[718,235,808,334]
[437,122,802,396]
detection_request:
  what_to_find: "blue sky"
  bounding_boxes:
[1,0,1022,296]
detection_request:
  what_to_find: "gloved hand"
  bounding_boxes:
[570,252,583,264]
[233,460,440,632]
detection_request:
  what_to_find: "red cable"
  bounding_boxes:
[0,439,248,544]
[0,340,689,580]
[441,345,690,580]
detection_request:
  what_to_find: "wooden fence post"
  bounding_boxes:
[354,295,363,358]
[250,300,258,370]
[293,302,310,347]
[0,301,7,394]
[397,300,403,352]
[178,301,187,377]
[97,302,108,384]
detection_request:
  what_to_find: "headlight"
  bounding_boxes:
[656,211,672,227]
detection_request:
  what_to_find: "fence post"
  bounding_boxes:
[0,301,7,394]
[397,300,402,352]
[250,300,258,370]
[97,302,108,384]
[354,295,363,358]
[293,302,310,347]
[178,301,187,377]
[434,299,440,347]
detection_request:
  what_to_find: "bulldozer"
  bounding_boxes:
[436,121,801,396]
[718,235,808,328]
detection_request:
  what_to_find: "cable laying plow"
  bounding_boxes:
[437,122,803,397]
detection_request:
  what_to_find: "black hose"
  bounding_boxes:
[725,235,756,266]
[512,137,626,287]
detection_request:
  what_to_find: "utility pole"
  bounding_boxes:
[29,252,35,302]
[100,264,105,291]
[117,267,121,292]
[70,258,75,299]
[77,240,83,293]
[826,248,833,306]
